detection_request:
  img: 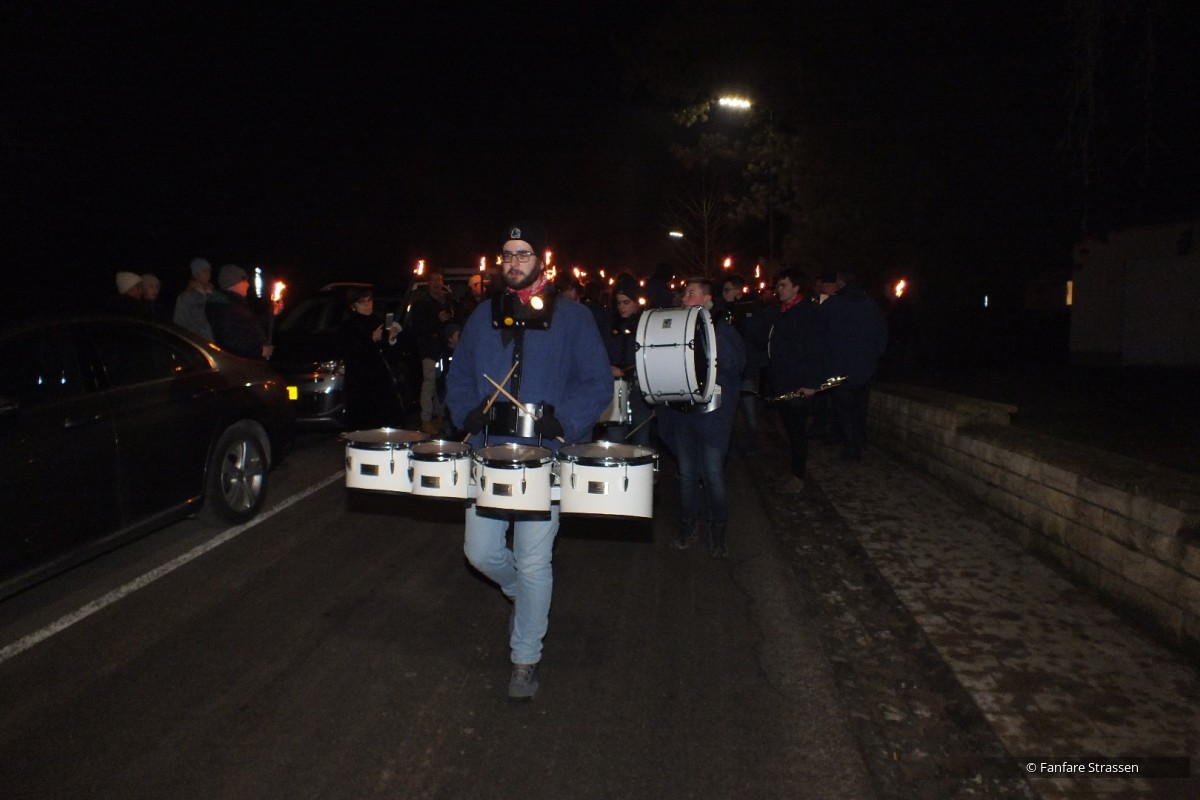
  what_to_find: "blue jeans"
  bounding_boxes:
[463,505,559,665]
[673,429,728,526]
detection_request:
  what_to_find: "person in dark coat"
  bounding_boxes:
[761,268,826,493]
[205,264,273,360]
[338,286,403,431]
[600,278,653,445]
[657,277,745,557]
[821,269,888,462]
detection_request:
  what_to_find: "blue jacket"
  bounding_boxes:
[446,296,612,453]
[656,316,745,452]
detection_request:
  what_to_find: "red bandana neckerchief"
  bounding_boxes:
[780,294,803,313]
[512,273,549,305]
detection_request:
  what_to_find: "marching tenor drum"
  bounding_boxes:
[409,440,473,500]
[596,377,631,425]
[342,428,429,493]
[635,306,718,406]
[557,442,658,518]
[473,443,555,514]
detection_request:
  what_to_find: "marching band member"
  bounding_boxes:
[656,277,745,558]
[601,278,654,445]
[445,221,610,700]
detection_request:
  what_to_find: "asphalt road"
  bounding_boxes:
[0,431,874,799]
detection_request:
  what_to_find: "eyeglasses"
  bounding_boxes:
[500,250,536,264]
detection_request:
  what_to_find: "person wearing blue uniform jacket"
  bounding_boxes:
[656,277,746,558]
[445,221,610,701]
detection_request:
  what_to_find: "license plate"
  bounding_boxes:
[287,386,298,400]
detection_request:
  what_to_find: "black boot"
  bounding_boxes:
[671,517,698,550]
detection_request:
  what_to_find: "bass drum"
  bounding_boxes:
[635,306,717,405]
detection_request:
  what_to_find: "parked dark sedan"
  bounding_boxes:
[0,315,295,598]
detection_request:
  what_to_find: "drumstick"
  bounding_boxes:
[482,374,566,443]
[482,360,520,414]
[483,374,537,417]
[461,361,522,442]
[624,411,656,441]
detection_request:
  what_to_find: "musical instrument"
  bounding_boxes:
[473,443,555,513]
[634,306,717,406]
[409,440,473,499]
[557,442,658,518]
[766,375,848,403]
[341,428,429,493]
[597,377,631,425]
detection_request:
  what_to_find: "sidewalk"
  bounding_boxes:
[741,417,1200,799]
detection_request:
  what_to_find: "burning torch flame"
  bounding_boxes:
[272,281,286,303]
[894,279,907,298]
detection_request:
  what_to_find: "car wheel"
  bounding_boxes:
[201,422,269,524]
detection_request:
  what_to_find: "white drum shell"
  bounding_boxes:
[341,428,428,494]
[345,444,415,493]
[557,443,657,518]
[597,378,630,424]
[635,306,717,405]
[409,441,473,499]
[473,444,554,513]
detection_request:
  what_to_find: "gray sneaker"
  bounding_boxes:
[508,663,539,699]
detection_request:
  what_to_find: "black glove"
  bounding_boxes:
[535,411,564,440]
[463,401,489,435]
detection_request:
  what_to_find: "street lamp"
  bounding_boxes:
[716,93,775,268]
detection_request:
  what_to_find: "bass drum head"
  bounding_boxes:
[634,306,716,405]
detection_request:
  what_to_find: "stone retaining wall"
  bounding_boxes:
[867,384,1200,653]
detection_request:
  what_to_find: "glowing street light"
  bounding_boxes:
[723,257,733,270]
[717,95,752,110]
[668,230,684,239]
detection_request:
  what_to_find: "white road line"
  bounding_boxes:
[0,470,345,666]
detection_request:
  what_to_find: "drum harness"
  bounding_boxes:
[485,285,559,444]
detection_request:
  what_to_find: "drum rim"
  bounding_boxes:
[474,442,553,468]
[560,442,657,466]
[340,427,430,446]
[411,440,473,461]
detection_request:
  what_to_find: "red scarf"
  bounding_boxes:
[511,273,549,305]
[780,293,803,313]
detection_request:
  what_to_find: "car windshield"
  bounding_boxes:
[277,296,343,336]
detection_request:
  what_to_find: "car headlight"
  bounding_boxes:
[317,359,345,376]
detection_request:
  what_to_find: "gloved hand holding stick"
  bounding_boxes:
[461,360,520,442]
[482,374,565,443]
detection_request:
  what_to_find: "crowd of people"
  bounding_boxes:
[101,229,888,702]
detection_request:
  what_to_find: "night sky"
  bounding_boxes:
[5,2,1198,312]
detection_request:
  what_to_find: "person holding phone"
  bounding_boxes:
[338,286,403,430]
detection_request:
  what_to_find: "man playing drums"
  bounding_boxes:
[446,221,611,700]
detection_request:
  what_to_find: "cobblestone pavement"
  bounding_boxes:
[737,418,1200,800]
